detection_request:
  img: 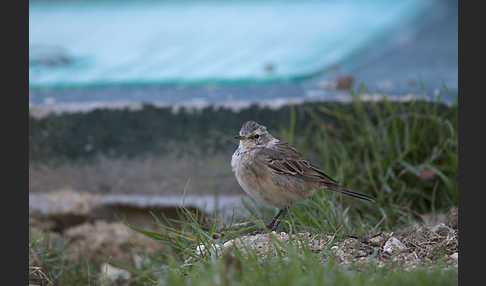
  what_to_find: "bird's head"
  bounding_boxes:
[235,121,274,150]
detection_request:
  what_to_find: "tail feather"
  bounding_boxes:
[329,186,375,202]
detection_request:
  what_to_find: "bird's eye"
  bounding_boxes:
[253,134,260,139]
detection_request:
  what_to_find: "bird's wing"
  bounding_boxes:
[256,141,339,185]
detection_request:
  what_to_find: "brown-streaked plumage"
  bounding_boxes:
[231,120,375,231]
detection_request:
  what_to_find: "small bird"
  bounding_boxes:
[231,121,375,231]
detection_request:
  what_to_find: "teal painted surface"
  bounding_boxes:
[29,0,429,87]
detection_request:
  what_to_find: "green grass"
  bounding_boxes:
[279,90,457,232]
[151,252,457,286]
[30,224,458,286]
[29,231,98,285]
[29,90,458,285]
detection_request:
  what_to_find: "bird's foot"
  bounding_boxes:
[266,223,279,232]
[249,228,265,235]
[247,224,276,235]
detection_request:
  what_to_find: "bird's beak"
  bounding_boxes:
[234,135,248,141]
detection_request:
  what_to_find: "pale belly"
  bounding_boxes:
[231,149,309,208]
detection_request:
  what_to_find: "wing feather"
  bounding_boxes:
[254,140,375,202]
[257,141,339,185]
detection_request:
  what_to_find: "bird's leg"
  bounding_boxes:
[266,207,289,231]
[249,207,289,235]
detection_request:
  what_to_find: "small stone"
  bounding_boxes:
[430,223,454,236]
[445,207,458,230]
[133,255,143,269]
[450,252,458,260]
[99,263,131,283]
[383,237,407,254]
[195,243,224,258]
[369,234,386,247]
[223,240,234,250]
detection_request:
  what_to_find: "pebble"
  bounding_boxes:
[450,252,458,260]
[383,237,407,254]
[99,263,131,283]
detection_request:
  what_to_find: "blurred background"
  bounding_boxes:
[29,0,457,253]
[30,0,457,105]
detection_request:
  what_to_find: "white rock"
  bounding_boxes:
[133,255,143,269]
[450,252,458,260]
[195,243,224,257]
[99,263,131,283]
[383,237,407,254]
[369,235,386,246]
[430,223,454,235]
[223,240,234,250]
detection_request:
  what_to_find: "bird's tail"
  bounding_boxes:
[329,186,376,202]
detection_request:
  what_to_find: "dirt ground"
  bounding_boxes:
[30,203,458,275]
[189,207,458,270]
